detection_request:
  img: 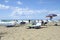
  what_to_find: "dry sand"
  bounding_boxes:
[0,24,60,40]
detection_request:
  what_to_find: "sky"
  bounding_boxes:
[0,0,60,20]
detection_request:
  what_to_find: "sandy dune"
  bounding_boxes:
[0,24,60,40]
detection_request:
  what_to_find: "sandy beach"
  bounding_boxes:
[0,23,60,40]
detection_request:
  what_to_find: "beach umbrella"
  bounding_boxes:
[46,14,57,20]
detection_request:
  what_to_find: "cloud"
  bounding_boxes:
[47,10,60,16]
[10,7,48,19]
[57,14,60,16]
[10,8,30,18]
[0,5,57,19]
[17,1,23,5]
[0,4,10,9]
[38,0,54,4]
[10,7,60,19]
[0,5,58,19]
[4,0,9,3]
[37,0,48,4]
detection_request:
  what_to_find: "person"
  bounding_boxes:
[41,20,44,26]
[44,20,48,26]
[29,20,31,23]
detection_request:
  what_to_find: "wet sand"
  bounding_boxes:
[0,24,60,40]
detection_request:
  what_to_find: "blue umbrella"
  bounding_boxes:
[46,14,57,20]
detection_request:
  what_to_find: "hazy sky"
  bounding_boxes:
[0,0,60,20]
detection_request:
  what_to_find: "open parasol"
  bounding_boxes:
[46,14,57,20]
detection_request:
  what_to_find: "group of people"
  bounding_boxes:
[30,20,48,26]
[41,20,48,26]
[20,20,48,26]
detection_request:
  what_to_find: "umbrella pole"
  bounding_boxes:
[50,16,53,20]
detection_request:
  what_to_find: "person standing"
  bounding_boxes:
[29,20,31,23]
[41,20,44,26]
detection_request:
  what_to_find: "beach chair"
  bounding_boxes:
[28,22,41,29]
